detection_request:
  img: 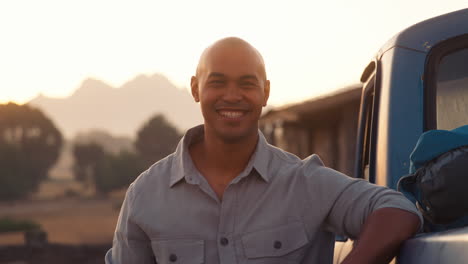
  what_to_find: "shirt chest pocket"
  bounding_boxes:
[241,221,309,263]
[151,239,204,264]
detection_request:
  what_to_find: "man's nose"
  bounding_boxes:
[222,83,242,102]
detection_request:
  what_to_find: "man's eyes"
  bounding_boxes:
[240,82,257,88]
[207,80,258,88]
[208,80,225,85]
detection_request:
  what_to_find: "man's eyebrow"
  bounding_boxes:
[207,72,225,78]
[239,75,259,82]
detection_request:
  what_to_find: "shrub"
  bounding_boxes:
[0,217,41,233]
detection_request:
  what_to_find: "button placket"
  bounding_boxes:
[217,184,237,263]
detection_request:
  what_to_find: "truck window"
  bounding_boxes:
[436,47,468,130]
[355,61,379,183]
[425,34,468,130]
[361,80,374,182]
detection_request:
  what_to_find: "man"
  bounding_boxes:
[106,37,421,264]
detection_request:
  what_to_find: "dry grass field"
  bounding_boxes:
[0,198,120,246]
[0,181,126,246]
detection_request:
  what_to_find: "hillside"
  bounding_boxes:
[29,74,203,138]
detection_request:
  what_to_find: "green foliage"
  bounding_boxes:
[71,114,180,194]
[72,142,106,185]
[0,144,29,200]
[0,217,41,234]
[72,143,143,194]
[0,103,63,200]
[135,114,181,168]
[109,150,143,189]
[94,150,143,193]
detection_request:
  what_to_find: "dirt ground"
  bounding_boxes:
[0,195,124,264]
[0,178,129,264]
[0,243,111,264]
[0,197,122,246]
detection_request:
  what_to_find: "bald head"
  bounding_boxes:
[195,37,267,81]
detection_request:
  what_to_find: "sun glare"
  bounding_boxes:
[0,0,467,106]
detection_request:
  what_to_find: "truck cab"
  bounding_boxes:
[335,8,468,263]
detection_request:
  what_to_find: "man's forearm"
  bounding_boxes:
[341,207,421,264]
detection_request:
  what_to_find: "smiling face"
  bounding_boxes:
[191,38,270,143]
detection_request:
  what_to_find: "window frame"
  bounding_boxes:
[354,60,381,183]
[424,34,468,131]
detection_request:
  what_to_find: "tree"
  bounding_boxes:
[0,103,63,200]
[94,150,142,193]
[72,142,106,191]
[74,129,134,155]
[72,142,142,194]
[71,114,180,195]
[135,114,181,167]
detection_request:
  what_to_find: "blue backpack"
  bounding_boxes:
[398,125,468,232]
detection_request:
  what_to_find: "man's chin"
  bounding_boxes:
[215,129,256,144]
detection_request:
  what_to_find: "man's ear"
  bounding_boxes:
[191,76,200,102]
[263,80,270,107]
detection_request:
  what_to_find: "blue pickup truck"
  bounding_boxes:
[334,8,468,263]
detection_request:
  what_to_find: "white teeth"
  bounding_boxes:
[219,111,244,118]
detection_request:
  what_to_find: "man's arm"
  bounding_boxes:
[302,156,422,262]
[341,208,421,264]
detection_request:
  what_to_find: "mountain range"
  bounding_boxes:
[29,74,203,139]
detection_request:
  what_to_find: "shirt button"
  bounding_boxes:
[169,254,177,262]
[220,237,229,246]
[274,240,282,249]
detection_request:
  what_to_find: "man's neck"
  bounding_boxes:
[203,132,258,175]
[189,128,259,187]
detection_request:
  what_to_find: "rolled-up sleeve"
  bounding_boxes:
[106,183,155,264]
[325,177,422,238]
[302,155,422,239]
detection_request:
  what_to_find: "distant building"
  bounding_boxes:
[260,84,361,177]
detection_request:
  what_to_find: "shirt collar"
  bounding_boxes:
[170,125,271,187]
[247,132,270,182]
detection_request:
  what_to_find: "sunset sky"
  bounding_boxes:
[1,1,467,106]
